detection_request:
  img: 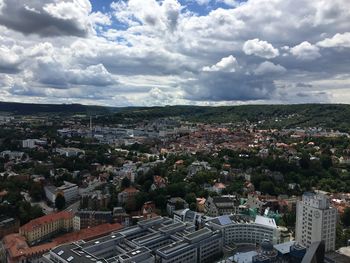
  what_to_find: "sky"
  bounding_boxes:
[0,0,349,107]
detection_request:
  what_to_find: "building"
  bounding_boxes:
[226,240,308,263]
[75,211,113,229]
[44,181,79,204]
[166,197,189,216]
[295,192,337,252]
[118,187,140,205]
[156,227,222,263]
[0,217,19,239]
[80,190,111,210]
[22,139,47,149]
[55,147,85,157]
[207,215,290,246]
[41,216,222,263]
[0,151,25,161]
[205,195,243,217]
[1,223,123,263]
[19,211,74,245]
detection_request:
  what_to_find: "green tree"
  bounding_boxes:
[342,207,350,227]
[121,177,131,189]
[55,194,66,210]
[29,183,44,202]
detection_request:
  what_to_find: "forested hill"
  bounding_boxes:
[0,101,116,115]
[105,104,350,131]
[1,101,350,131]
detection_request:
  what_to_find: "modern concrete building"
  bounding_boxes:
[44,181,79,204]
[22,139,47,149]
[207,214,290,246]
[55,147,85,157]
[41,216,222,263]
[295,192,337,252]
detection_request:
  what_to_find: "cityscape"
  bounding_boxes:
[1,0,350,263]
[0,104,350,263]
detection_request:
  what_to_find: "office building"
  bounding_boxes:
[44,181,79,204]
[295,192,337,252]
[207,214,290,246]
[41,216,222,263]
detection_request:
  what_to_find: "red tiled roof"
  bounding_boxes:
[122,187,139,193]
[20,211,74,232]
[3,223,123,262]
[53,223,123,243]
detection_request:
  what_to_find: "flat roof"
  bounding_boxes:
[233,251,258,263]
[274,241,295,255]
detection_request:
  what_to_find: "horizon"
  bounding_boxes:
[0,0,349,106]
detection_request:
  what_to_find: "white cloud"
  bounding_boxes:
[195,0,211,5]
[254,61,286,75]
[0,0,350,105]
[89,11,111,26]
[317,32,350,48]
[290,41,321,60]
[217,0,239,7]
[202,55,238,72]
[243,39,279,59]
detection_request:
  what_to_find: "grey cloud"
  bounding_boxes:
[0,0,90,37]
[183,72,276,101]
[296,83,313,88]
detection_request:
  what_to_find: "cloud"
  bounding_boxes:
[317,32,350,48]
[254,61,286,76]
[195,0,211,5]
[243,38,279,59]
[1,0,350,105]
[202,55,238,72]
[290,41,321,60]
[0,0,92,37]
[0,45,22,73]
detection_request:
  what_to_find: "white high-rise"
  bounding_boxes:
[295,192,337,252]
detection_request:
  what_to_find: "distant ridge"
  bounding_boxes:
[1,101,350,132]
[0,101,117,115]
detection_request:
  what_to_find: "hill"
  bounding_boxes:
[0,101,117,115]
[1,102,350,131]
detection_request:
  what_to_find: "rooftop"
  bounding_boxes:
[20,211,74,232]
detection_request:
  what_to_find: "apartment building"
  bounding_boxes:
[75,211,113,229]
[205,195,244,217]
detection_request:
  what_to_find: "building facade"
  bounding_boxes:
[207,215,290,246]
[19,211,74,245]
[295,192,337,252]
[44,181,79,204]
[41,216,222,263]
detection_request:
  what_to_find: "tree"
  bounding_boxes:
[29,183,44,202]
[185,193,197,205]
[55,194,66,210]
[342,207,350,227]
[121,177,131,189]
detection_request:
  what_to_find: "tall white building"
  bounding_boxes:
[295,192,337,252]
